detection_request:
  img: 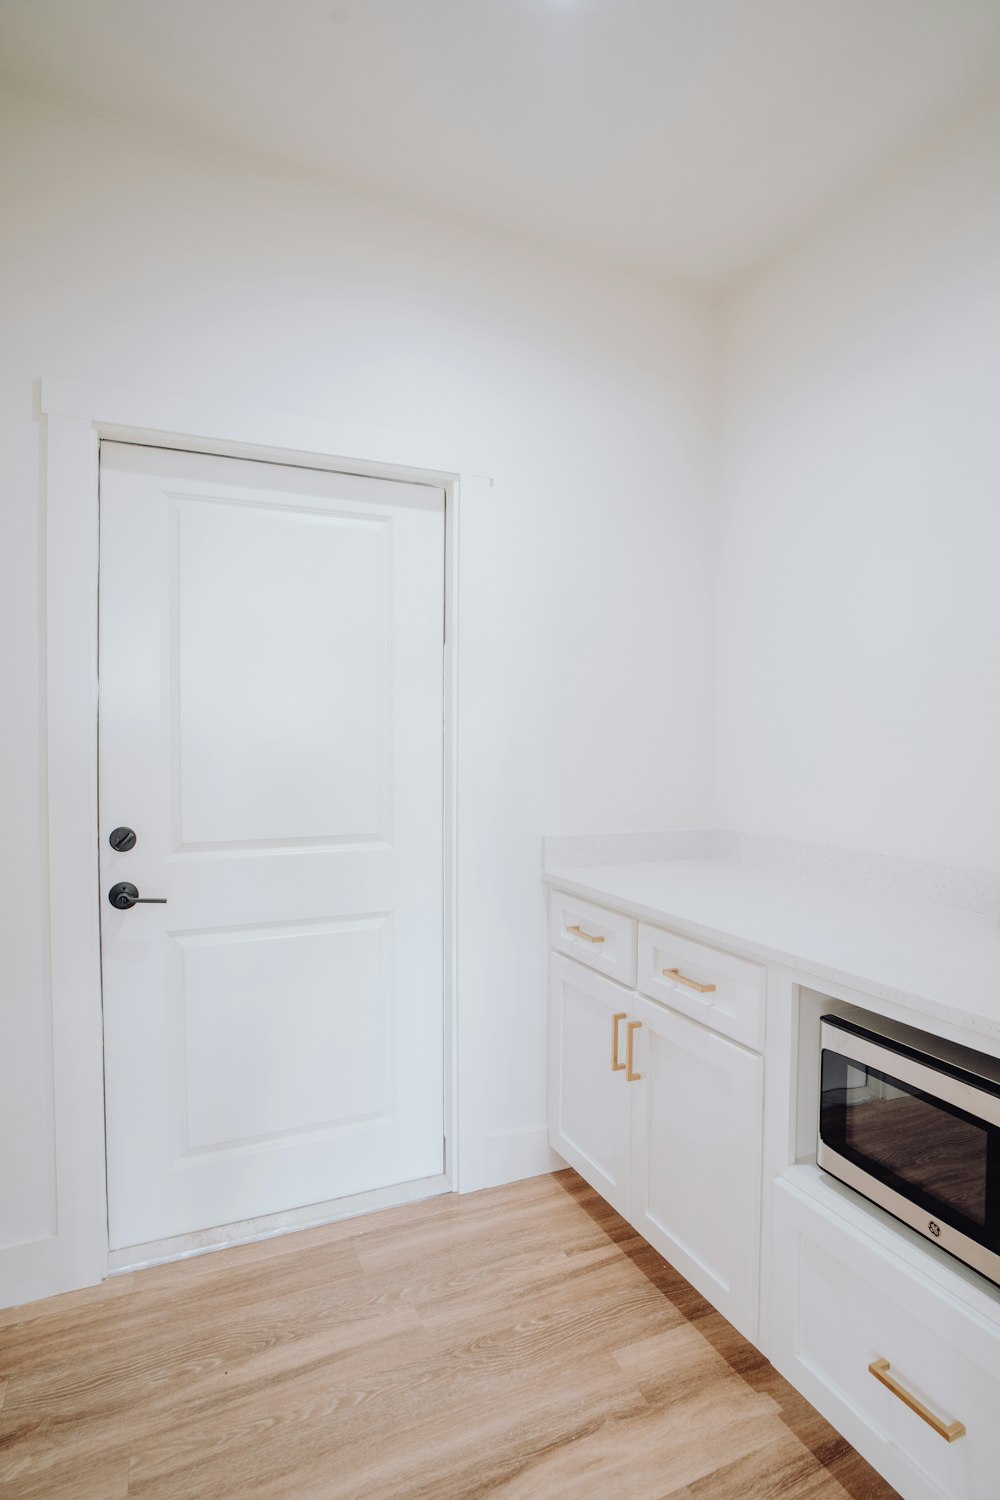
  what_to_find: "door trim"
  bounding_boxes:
[28,373,487,1305]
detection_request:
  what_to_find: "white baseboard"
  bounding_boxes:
[0,1234,71,1312]
[481,1126,562,1191]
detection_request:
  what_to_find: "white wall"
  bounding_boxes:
[715,91,1000,874]
[0,86,716,1278]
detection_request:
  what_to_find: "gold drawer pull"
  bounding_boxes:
[568,924,605,944]
[612,1012,627,1072]
[868,1359,966,1443]
[626,1020,642,1082]
[663,967,716,994]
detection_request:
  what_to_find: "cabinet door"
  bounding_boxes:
[548,953,633,1218]
[631,996,763,1339]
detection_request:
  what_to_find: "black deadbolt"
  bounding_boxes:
[109,826,137,852]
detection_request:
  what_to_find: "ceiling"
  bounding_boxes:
[2,0,1000,286]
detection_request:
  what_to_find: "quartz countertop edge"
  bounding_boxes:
[544,859,1000,1045]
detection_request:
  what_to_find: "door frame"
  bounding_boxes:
[37,374,488,1301]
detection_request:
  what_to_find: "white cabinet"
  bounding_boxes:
[631,994,762,1337]
[548,953,632,1218]
[546,871,1000,1500]
[772,1179,1000,1500]
[547,893,764,1341]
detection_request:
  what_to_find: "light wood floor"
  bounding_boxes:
[0,1170,900,1499]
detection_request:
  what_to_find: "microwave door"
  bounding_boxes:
[818,1023,1000,1286]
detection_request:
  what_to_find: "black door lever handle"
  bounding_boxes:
[108,882,167,910]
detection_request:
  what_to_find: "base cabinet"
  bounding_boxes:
[548,951,763,1340]
[546,878,1000,1500]
[772,1179,1000,1500]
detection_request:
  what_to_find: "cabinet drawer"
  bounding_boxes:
[549,891,636,986]
[772,1180,1000,1500]
[637,923,764,1050]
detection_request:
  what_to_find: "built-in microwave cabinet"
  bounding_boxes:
[548,945,763,1340]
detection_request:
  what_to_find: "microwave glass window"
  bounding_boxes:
[821,1050,989,1231]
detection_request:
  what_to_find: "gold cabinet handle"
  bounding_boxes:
[626,1020,642,1082]
[612,1012,627,1072]
[568,924,605,944]
[663,967,716,994]
[868,1359,966,1443]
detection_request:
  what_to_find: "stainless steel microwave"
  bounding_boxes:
[818,1007,1000,1286]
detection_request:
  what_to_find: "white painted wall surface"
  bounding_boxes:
[0,86,715,1266]
[715,93,1000,875]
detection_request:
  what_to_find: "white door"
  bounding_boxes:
[631,995,762,1339]
[98,443,445,1251]
[547,954,633,1218]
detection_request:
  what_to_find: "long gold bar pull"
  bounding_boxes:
[612,1013,627,1072]
[867,1360,966,1443]
[568,924,605,944]
[625,1020,642,1082]
[663,967,716,994]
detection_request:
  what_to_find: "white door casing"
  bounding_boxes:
[99,442,445,1250]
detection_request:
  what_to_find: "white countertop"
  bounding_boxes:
[544,860,1000,1044]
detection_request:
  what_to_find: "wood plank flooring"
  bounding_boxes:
[0,1170,900,1499]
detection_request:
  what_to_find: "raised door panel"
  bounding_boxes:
[176,917,392,1152]
[174,496,388,849]
[631,996,763,1340]
[548,953,632,1218]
